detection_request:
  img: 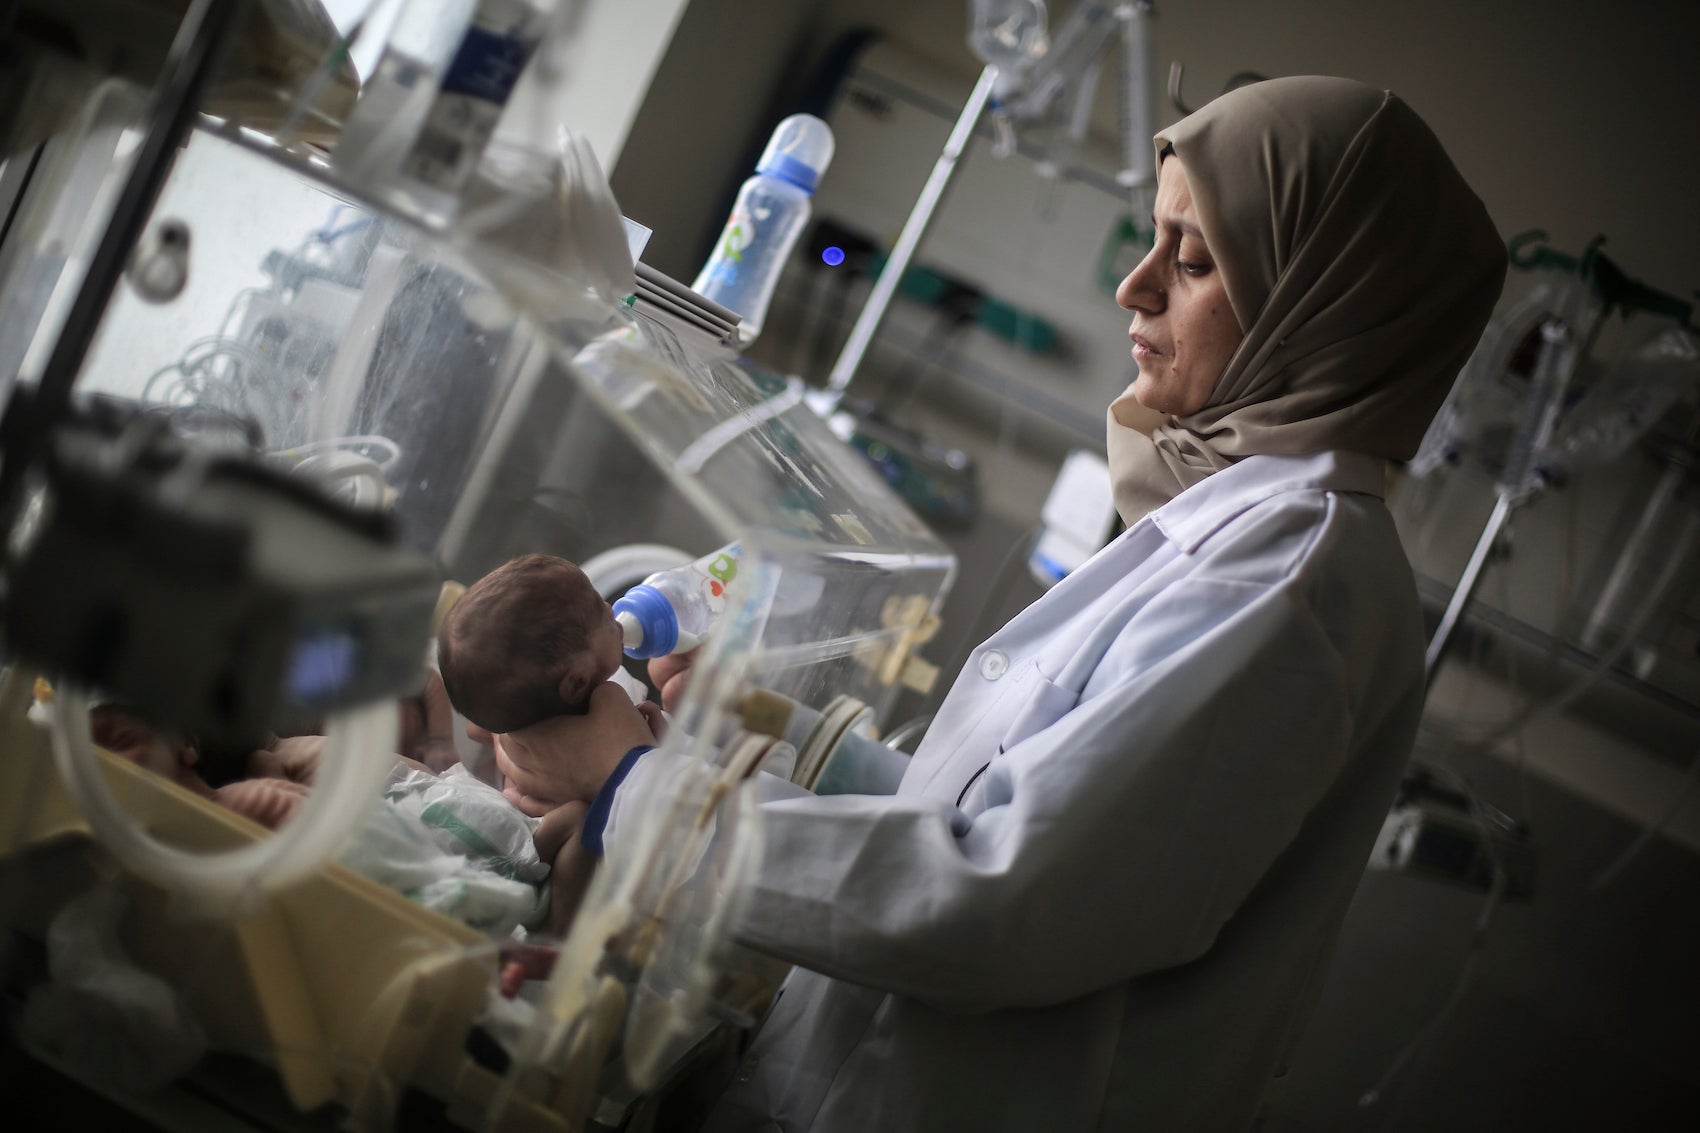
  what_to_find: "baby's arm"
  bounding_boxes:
[210,777,311,830]
[534,801,598,936]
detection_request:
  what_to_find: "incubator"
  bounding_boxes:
[0,9,954,1129]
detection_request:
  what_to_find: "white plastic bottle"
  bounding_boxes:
[335,0,548,225]
[614,544,741,659]
[691,115,835,345]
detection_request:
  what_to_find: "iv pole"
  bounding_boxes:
[825,64,1000,397]
[824,1,1159,400]
[1423,310,1604,689]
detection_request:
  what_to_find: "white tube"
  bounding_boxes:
[1116,1,1157,190]
[50,687,398,904]
[1011,0,1114,122]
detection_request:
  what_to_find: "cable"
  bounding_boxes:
[1586,745,1700,893]
[1423,507,1688,754]
[277,433,403,472]
[1357,764,1507,1120]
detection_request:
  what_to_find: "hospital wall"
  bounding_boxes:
[616,0,1699,303]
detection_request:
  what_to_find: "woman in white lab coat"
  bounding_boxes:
[495,76,1506,1132]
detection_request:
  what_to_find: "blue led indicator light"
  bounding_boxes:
[821,246,846,267]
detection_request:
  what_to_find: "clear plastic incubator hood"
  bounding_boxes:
[0,9,954,1127]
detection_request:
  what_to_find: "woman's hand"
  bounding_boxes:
[494,683,654,812]
[534,800,590,864]
[648,648,700,714]
[635,699,666,738]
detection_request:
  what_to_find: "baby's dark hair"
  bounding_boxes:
[438,554,607,734]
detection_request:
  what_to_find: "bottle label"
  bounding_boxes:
[696,549,738,613]
[402,15,539,193]
[717,202,753,265]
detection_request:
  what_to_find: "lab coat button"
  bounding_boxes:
[978,650,1009,680]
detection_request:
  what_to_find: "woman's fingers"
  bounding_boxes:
[499,685,653,803]
[501,783,559,818]
[648,648,700,713]
[636,700,667,737]
[492,735,544,795]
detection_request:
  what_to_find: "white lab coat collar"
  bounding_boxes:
[1149,450,1387,554]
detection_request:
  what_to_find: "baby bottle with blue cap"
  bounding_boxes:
[614,544,741,659]
[692,114,835,346]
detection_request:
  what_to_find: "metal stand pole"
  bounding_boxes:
[1424,314,1588,691]
[1424,491,1517,687]
[0,0,241,535]
[825,64,1000,396]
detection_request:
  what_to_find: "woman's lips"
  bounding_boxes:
[1130,332,1163,359]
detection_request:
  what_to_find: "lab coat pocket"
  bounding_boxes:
[997,671,1078,754]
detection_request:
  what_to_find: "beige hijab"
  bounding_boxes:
[1106,76,1507,524]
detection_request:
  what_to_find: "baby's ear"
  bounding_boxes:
[557,668,589,707]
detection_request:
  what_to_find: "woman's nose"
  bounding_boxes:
[1116,249,1164,313]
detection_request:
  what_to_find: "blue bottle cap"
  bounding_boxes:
[757,152,820,193]
[613,585,678,659]
[755,114,834,195]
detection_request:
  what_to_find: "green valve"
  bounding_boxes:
[866,253,954,306]
[977,297,1058,354]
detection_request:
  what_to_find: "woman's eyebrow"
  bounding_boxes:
[1152,215,1207,242]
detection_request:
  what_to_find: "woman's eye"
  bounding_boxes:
[1177,259,1210,277]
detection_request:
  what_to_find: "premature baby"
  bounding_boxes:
[88,703,321,830]
[437,553,666,959]
[436,553,631,735]
[83,699,579,940]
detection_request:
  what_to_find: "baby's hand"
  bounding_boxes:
[212,778,311,830]
[247,735,325,785]
[498,942,559,998]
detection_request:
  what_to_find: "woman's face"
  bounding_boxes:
[1116,157,1244,416]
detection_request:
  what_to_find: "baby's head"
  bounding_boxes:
[89,704,199,785]
[438,554,624,734]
